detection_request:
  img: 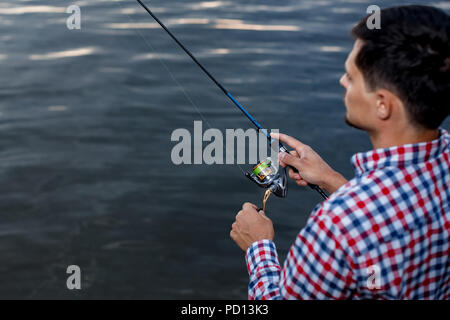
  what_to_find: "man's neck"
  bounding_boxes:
[369,126,440,150]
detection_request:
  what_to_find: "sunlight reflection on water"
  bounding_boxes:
[0,5,65,14]
[29,47,100,60]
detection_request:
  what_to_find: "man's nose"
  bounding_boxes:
[339,74,347,88]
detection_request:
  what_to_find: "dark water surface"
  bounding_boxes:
[0,0,448,299]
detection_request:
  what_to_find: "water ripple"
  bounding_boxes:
[0,5,65,15]
[213,19,301,31]
[29,47,100,61]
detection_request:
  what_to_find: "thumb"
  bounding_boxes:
[279,152,301,171]
[259,210,270,220]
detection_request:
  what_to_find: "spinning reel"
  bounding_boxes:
[245,157,288,200]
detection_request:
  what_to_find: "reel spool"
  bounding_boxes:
[245,157,288,198]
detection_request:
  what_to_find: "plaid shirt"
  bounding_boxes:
[246,128,450,299]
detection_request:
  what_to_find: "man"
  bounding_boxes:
[230,5,449,299]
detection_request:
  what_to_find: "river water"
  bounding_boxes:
[0,0,448,299]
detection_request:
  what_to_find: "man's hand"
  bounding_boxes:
[271,132,348,194]
[230,202,274,252]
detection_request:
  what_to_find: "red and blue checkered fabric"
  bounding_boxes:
[246,129,450,299]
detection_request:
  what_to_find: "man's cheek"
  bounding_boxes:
[346,89,359,109]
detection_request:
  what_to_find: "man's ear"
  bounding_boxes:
[375,89,396,121]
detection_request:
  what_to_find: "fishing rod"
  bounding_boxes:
[136,0,328,200]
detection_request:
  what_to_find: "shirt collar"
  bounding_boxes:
[351,128,449,176]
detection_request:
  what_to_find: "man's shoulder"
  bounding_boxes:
[311,163,445,239]
[311,171,396,234]
[320,173,382,214]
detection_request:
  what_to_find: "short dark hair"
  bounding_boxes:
[351,5,450,129]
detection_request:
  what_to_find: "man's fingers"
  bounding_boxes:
[290,150,299,157]
[279,152,301,172]
[281,152,297,170]
[258,210,271,221]
[296,179,308,187]
[288,167,301,180]
[242,202,258,211]
[270,132,305,150]
[288,167,308,187]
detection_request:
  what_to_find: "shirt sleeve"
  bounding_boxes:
[246,239,283,300]
[246,208,355,300]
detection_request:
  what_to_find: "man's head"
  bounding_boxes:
[340,5,449,133]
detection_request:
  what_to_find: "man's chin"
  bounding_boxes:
[345,115,363,130]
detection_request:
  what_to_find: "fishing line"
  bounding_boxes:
[135,0,328,200]
[117,1,247,174]
[115,2,309,218]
